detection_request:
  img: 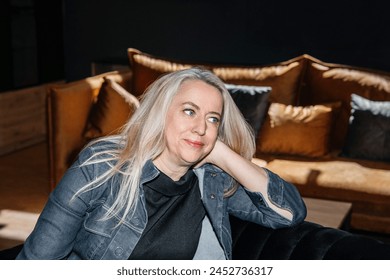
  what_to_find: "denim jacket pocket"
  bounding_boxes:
[84,202,119,238]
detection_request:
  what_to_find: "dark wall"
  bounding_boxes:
[5,0,388,85]
[0,1,13,91]
[34,0,64,84]
[0,0,63,91]
[63,0,390,81]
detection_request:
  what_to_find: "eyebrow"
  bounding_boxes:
[182,101,222,117]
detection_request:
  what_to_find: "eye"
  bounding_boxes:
[183,108,195,116]
[208,116,220,124]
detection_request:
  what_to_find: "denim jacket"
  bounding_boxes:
[17,141,306,260]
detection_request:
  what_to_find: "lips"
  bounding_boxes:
[185,139,205,148]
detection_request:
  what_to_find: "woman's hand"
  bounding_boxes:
[197,140,270,189]
[195,139,293,221]
[194,139,226,168]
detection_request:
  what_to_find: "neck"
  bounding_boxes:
[152,157,189,181]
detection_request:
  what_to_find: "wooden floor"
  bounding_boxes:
[0,142,50,250]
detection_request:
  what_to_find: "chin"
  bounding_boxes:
[181,155,204,166]
[179,149,209,166]
[184,158,202,166]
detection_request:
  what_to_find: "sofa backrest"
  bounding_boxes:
[128,48,307,105]
[298,56,390,150]
[128,48,390,157]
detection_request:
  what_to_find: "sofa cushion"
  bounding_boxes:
[213,57,305,105]
[265,156,390,195]
[300,60,390,150]
[261,154,390,233]
[84,77,140,139]
[127,48,195,96]
[257,103,338,157]
[342,94,390,162]
[128,48,305,105]
[225,83,271,137]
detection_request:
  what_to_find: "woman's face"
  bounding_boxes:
[157,80,223,172]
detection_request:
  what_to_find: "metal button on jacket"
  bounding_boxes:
[132,218,140,226]
[114,247,124,257]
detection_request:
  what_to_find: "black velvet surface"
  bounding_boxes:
[0,244,23,260]
[2,218,390,260]
[230,216,390,260]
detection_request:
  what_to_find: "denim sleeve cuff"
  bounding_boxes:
[242,168,283,207]
[243,168,307,225]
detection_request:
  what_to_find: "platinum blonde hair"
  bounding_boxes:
[75,67,255,223]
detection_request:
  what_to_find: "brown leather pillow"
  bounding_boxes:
[128,48,305,105]
[127,48,194,96]
[84,77,139,139]
[212,57,305,105]
[257,103,338,157]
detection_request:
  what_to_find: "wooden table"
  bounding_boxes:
[303,197,352,229]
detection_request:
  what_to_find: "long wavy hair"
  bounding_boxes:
[75,67,255,223]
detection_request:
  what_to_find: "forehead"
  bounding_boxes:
[173,80,223,111]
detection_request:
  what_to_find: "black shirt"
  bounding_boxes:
[128,168,206,260]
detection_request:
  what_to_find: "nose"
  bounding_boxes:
[192,117,206,136]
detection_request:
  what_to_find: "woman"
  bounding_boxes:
[17,68,306,260]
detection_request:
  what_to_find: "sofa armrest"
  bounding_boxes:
[47,78,103,190]
[230,216,390,260]
[47,71,134,190]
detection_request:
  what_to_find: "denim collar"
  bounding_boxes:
[140,160,160,185]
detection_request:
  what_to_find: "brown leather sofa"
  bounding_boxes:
[47,48,390,234]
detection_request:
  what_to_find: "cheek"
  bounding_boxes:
[165,121,186,142]
[206,129,219,145]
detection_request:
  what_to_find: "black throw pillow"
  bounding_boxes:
[342,94,390,162]
[225,83,271,137]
